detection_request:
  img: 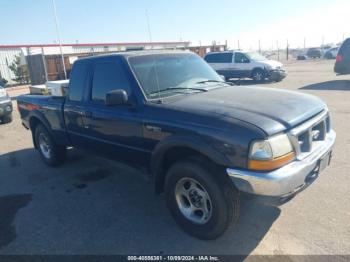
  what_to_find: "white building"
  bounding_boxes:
[0,41,190,84]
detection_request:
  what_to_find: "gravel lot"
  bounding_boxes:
[0,59,349,256]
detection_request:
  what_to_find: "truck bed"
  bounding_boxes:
[17,94,69,146]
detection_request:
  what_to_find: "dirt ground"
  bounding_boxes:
[0,59,349,256]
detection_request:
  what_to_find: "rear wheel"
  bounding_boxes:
[252,68,265,82]
[165,158,239,239]
[34,124,66,166]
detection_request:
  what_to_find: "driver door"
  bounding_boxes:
[81,57,148,165]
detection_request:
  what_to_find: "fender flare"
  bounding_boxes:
[151,135,231,193]
[28,111,54,148]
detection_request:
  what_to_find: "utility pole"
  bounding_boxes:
[52,0,67,79]
[237,40,240,50]
[258,39,261,53]
[303,37,306,51]
[276,40,279,61]
[286,39,289,61]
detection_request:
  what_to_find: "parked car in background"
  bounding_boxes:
[306,48,322,58]
[0,86,13,124]
[0,77,8,87]
[334,38,350,75]
[297,54,307,60]
[324,47,339,59]
[204,51,286,82]
[17,51,335,239]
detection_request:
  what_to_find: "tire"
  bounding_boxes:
[252,68,265,82]
[165,158,239,239]
[34,124,66,166]
[1,114,12,124]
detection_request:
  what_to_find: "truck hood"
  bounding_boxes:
[165,86,326,135]
[258,60,283,69]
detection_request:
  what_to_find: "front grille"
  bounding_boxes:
[290,111,331,155]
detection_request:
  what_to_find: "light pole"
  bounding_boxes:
[52,0,67,79]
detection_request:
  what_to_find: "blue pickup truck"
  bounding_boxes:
[17,51,336,239]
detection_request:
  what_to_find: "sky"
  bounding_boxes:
[0,0,349,50]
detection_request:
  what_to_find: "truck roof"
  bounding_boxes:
[77,50,192,62]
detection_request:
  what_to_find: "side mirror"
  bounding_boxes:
[106,89,128,106]
[219,75,226,81]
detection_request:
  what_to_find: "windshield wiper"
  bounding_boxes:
[196,79,235,86]
[148,86,208,95]
[195,80,223,84]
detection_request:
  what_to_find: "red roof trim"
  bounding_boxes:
[0,41,191,49]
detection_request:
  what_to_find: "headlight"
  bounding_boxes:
[248,134,295,171]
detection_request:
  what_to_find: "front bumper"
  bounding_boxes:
[0,99,12,116]
[267,69,287,81]
[227,130,336,198]
[334,62,350,75]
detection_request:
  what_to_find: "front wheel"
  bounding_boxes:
[34,124,66,166]
[165,159,240,239]
[252,69,265,82]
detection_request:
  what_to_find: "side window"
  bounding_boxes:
[234,53,249,63]
[91,60,131,103]
[68,62,88,101]
[220,53,233,63]
[205,53,232,63]
[204,54,217,63]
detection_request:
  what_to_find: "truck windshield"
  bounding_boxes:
[128,53,224,99]
[246,52,267,61]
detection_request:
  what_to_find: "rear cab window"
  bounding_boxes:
[68,61,89,101]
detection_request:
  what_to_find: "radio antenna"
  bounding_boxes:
[145,9,162,103]
[145,9,153,49]
[52,0,67,79]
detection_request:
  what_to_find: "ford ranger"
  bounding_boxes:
[17,51,336,239]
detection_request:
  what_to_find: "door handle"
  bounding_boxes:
[81,111,92,118]
[145,124,162,133]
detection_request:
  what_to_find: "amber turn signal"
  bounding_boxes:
[248,151,295,171]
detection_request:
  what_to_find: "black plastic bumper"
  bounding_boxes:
[334,62,350,75]
[268,70,287,81]
[0,100,13,117]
